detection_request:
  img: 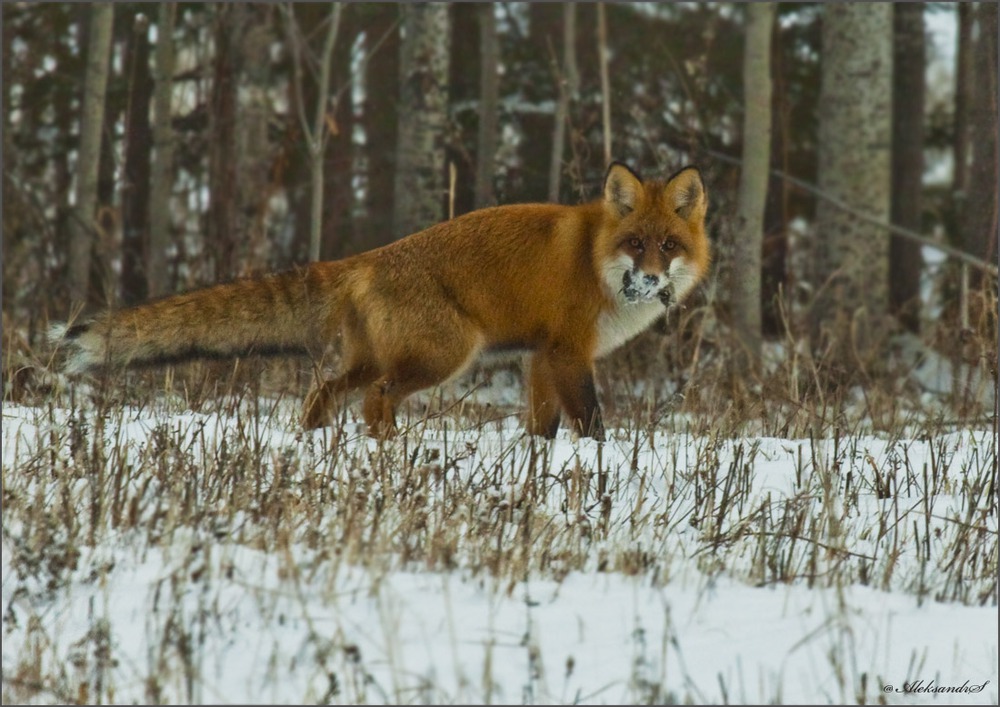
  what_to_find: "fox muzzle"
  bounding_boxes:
[622,269,668,304]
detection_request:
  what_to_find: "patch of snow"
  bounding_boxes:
[2,400,996,704]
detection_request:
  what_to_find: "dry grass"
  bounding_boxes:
[1,290,997,703]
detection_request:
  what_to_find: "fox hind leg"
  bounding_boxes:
[301,309,379,430]
[361,345,481,439]
[362,376,398,438]
[361,365,449,439]
[301,363,379,429]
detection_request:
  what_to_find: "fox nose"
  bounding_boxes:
[643,274,659,287]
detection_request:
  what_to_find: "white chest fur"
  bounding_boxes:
[595,299,664,358]
[594,254,700,358]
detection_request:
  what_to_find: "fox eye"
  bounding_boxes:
[627,237,644,251]
[661,239,677,252]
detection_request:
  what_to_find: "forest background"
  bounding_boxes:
[2,1,997,426]
[2,4,999,703]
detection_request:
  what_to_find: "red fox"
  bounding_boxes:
[53,163,710,440]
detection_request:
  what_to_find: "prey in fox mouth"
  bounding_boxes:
[621,269,674,306]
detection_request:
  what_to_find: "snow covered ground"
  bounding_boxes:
[2,391,997,704]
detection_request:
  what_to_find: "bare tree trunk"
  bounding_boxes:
[597,1,612,166]
[953,3,973,203]
[148,2,176,297]
[237,5,276,270]
[309,6,341,262]
[761,24,789,337]
[321,7,355,261]
[283,3,320,264]
[449,3,479,217]
[393,3,450,237]
[203,5,278,277]
[69,2,114,308]
[474,3,498,209]
[517,3,560,203]
[363,4,399,249]
[207,4,239,281]
[890,3,925,333]
[93,25,120,306]
[727,2,775,366]
[121,12,152,306]
[811,3,893,367]
[548,3,578,203]
[963,1,999,276]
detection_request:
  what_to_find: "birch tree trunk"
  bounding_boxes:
[474,3,498,209]
[889,3,925,332]
[811,3,893,366]
[69,2,114,308]
[548,3,578,203]
[148,2,176,297]
[393,3,450,237]
[727,2,775,366]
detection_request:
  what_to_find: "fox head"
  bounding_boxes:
[597,162,710,308]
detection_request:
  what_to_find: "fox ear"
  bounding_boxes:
[604,162,644,217]
[665,167,707,221]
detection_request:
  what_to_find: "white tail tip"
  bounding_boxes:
[48,323,69,344]
[49,322,101,374]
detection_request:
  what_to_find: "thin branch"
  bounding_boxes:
[704,147,999,277]
[548,3,577,203]
[313,3,343,157]
[330,14,401,109]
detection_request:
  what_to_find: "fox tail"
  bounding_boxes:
[51,262,349,373]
